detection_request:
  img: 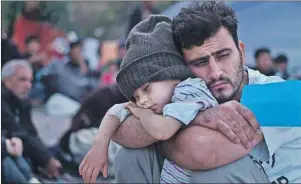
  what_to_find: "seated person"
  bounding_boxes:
[2,136,41,183]
[58,84,127,174]
[2,60,62,179]
[21,35,48,106]
[39,40,100,102]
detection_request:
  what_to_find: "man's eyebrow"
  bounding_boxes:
[212,48,232,56]
[187,55,210,65]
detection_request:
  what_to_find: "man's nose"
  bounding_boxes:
[208,59,222,80]
[26,81,32,89]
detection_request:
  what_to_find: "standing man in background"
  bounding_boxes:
[127,1,160,36]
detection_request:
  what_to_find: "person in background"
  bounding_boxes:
[1,59,62,179]
[21,35,47,76]
[21,35,47,106]
[11,1,42,53]
[100,62,119,86]
[100,39,125,86]
[2,136,41,183]
[67,40,90,75]
[127,1,160,36]
[41,40,100,102]
[116,39,126,66]
[59,84,127,175]
[253,47,276,76]
[1,31,22,67]
[274,54,290,80]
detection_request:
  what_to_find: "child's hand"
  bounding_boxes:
[126,102,154,119]
[79,143,109,183]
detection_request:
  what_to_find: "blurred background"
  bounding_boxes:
[1,1,301,183]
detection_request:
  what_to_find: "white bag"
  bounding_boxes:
[45,93,80,117]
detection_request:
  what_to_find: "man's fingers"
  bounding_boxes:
[236,104,260,132]
[234,126,252,149]
[216,120,240,144]
[231,112,255,143]
[229,119,252,149]
[90,167,100,183]
[242,124,256,144]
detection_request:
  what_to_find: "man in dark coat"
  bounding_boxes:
[1,59,62,178]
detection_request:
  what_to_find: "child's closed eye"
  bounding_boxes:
[144,84,150,91]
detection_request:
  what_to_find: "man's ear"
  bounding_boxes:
[3,78,11,88]
[239,41,245,65]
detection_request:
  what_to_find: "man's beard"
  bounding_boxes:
[208,60,244,104]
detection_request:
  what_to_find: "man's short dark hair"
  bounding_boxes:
[70,40,82,50]
[254,47,270,60]
[274,54,288,64]
[172,1,239,50]
[25,35,40,45]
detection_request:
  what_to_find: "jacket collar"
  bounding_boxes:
[1,82,27,109]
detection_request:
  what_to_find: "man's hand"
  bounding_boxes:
[10,137,23,156]
[46,157,62,178]
[6,137,23,157]
[193,100,262,149]
[6,139,16,156]
[78,55,89,74]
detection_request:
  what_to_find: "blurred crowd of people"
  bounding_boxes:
[2,32,126,106]
[252,47,291,80]
[1,33,127,183]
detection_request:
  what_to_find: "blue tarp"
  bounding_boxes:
[241,80,301,127]
[162,1,301,70]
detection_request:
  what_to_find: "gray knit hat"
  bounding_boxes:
[116,15,193,101]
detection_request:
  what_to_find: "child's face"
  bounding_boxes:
[133,80,180,114]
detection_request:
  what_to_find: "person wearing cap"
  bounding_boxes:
[79,15,220,183]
